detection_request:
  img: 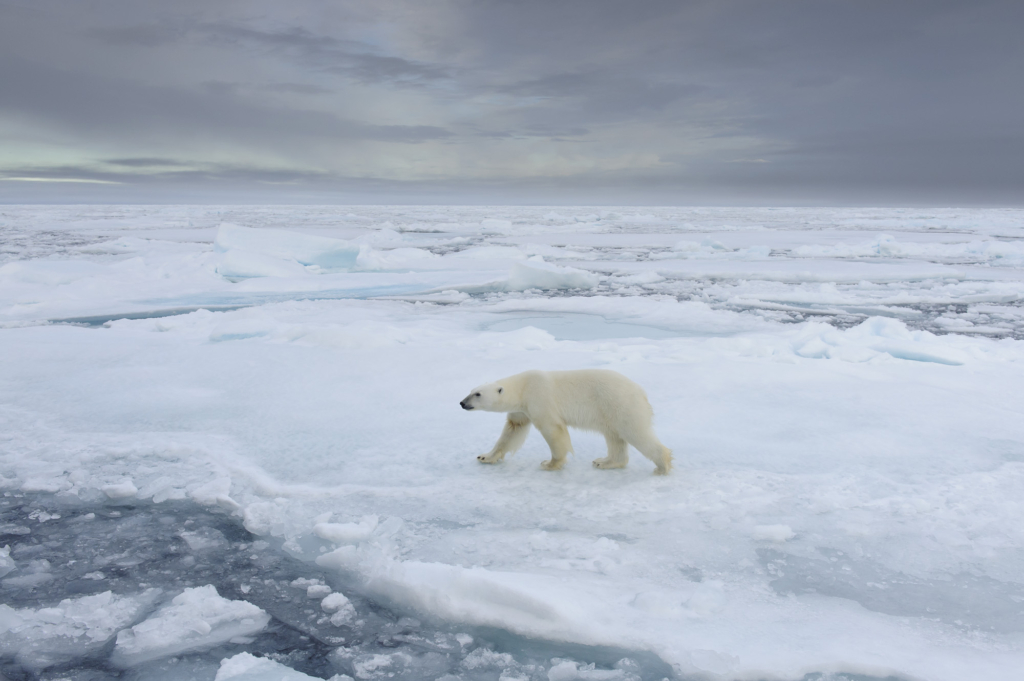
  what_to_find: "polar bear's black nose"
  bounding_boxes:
[460,400,473,410]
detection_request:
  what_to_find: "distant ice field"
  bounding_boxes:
[1,205,1023,681]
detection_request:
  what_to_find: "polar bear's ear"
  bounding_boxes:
[497,387,503,394]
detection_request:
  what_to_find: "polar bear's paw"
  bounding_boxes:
[540,459,565,471]
[592,457,627,470]
[477,452,505,464]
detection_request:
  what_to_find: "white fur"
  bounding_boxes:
[460,369,672,475]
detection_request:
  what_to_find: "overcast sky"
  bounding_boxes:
[1,0,1022,205]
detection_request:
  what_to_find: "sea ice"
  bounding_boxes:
[0,590,158,672]
[1,204,1023,681]
[111,585,271,667]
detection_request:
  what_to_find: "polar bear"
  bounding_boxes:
[460,369,672,475]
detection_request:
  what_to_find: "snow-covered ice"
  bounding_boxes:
[1,205,1024,680]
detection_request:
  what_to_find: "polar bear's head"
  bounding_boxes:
[460,383,506,412]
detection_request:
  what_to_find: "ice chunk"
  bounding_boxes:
[548,660,578,681]
[101,479,138,499]
[314,515,379,544]
[0,590,158,672]
[216,652,326,680]
[215,224,359,270]
[349,651,413,679]
[178,527,228,551]
[1,558,53,589]
[111,585,270,667]
[307,584,332,598]
[507,259,598,291]
[321,592,356,625]
[0,545,14,578]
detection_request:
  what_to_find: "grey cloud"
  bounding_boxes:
[2,0,1023,204]
[0,55,451,146]
[104,158,189,168]
[90,23,187,47]
[196,23,451,85]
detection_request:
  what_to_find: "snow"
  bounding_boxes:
[1,205,1023,680]
[111,585,271,667]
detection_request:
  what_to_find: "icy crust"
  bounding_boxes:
[111,585,270,667]
[0,590,158,671]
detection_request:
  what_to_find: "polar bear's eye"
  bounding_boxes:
[498,388,503,394]
[475,392,481,397]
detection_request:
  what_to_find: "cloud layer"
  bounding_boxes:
[1,0,1022,204]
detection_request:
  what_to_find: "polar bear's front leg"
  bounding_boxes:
[478,413,532,464]
[536,421,573,470]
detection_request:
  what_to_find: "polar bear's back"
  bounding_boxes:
[519,369,654,434]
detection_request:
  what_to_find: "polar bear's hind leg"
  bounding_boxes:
[478,413,532,464]
[593,433,629,469]
[626,430,673,475]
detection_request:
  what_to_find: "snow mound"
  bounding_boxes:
[321,592,356,626]
[214,224,360,274]
[792,317,970,365]
[216,652,333,681]
[111,584,270,667]
[507,259,598,291]
[0,590,158,672]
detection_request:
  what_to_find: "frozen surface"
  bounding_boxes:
[1,205,1024,680]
